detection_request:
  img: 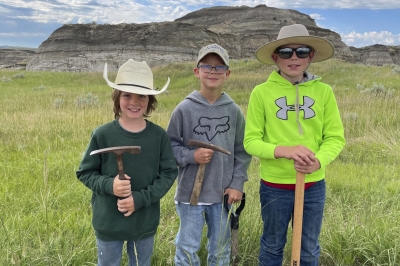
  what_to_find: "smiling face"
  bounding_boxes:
[194,53,230,92]
[119,91,149,121]
[111,89,157,120]
[272,44,315,83]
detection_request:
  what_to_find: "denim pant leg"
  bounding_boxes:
[126,235,155,266]
[259,182,294,266]
[174,203,205,266]
[96,238,124,266]
[205,203,231,266]
[300,179,326,266]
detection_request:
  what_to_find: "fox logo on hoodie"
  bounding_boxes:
[193,116,230,141]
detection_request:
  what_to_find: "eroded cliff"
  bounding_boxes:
[26,5,353,72]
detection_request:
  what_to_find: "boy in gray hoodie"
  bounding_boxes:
[167,43,251,266]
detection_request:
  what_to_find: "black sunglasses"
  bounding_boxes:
[275,47,312,59]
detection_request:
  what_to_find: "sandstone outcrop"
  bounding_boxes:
[0,48,36,69]
[26,5,352,72]
[8,5,397,72]
[349,44,400,66]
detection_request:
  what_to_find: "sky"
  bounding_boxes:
[0,0,400,49]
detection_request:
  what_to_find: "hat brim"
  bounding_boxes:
[103,63,169,95]
[197,51,229,66]
[255,36,335,65]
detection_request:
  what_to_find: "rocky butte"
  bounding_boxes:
[0,48,36,69]
[16,5,400,72]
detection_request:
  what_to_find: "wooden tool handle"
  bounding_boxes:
[291,171,305,266]
[116,154,126,180]
[115,154,128,211]
[190,164,206,205]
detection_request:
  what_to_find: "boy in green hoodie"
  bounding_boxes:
[244,24,345,265]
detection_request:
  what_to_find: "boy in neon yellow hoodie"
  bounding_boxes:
[244,24,345,265]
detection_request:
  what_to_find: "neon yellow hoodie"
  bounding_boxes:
[244,70,345,184]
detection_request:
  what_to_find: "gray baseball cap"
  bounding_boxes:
[197,43,229,66]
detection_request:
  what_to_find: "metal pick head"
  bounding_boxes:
[90,146,141,156]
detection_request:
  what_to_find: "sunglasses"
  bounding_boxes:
[275,47,312,59]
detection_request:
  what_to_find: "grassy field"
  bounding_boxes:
[1,58,399,265]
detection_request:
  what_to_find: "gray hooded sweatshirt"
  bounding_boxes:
[167,90,251,204]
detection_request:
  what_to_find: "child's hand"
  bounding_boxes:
[294,159,321,174]
[194,148,214,165]
[117,195,135,216]
[275,145,316,166]
[224,188,243,204]
[113,174,132,198]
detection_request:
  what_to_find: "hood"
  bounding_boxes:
[186,90,234,106]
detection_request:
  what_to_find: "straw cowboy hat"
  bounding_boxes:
[103,59,169,95]
[255,24,335,65]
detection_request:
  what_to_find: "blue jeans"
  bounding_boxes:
[96,235,154,266]
[174,202,231,266]
[259,180,326,266]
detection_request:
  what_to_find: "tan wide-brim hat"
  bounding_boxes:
[255,24,335,65]
[103,59,169,95]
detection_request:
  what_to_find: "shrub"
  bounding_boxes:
[356,84,364,90]
[74,92,100,108]
[12,73,25,79]
[54,99,65,108]
[392,66,400,74]
[32,85,46,90]
[2,76,12,82]
[360,82,394,97]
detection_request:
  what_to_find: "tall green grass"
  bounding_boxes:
[1,59,399,265]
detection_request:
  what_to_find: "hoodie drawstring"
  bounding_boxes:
[270,50,319,136]
[294,81,303,135]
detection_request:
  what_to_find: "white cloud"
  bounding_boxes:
[0,32,46,37]
[258,0,399,9]
[309,13,325,20]
[341,31,400,47]
[2,0,400,24]
[1,0,400,47]
[3,20,18,26]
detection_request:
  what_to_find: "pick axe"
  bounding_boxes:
[90,146,141,201]
[224,193,246,265]
[187,139,231,205]
[291,171,305,266]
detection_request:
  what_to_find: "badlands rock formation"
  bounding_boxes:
[349,44,400,65]
[0,48,36,69]
[0,5,395,72]
[26,5,352,72]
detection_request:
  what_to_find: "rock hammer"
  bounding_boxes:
[187,139,231,205]
[90,146,141,200]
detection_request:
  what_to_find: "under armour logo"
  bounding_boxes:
[193,116,230,141]
[275,96,315,120]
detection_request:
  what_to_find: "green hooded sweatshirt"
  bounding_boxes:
[244,70,345,184]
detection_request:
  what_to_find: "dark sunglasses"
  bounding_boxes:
[275,47,312,59]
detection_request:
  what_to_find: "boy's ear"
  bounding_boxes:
[309,50,316,62]
[194,67,201,78]
[271,54,278,63]
[225,69,231,78]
